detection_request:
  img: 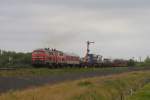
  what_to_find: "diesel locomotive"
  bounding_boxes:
[32,48,80,67]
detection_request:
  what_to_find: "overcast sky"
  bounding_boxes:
[0,0,150,59]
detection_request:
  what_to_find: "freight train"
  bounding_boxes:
[32,48,128,67]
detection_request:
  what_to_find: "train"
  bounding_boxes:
[32,48,80,67]
[32,48,128,68]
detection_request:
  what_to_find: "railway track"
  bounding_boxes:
[0,66,149,94]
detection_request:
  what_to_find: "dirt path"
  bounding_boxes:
[0,67,149,94]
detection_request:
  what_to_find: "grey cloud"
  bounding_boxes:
[0,0,150,59]
[1,0,150,9]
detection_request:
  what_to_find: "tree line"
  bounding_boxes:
[136,56,150,67]
[0,50,32,68]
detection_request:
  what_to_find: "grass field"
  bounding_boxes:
[0,67,130,77]
[0,70,150,100]
[127,83,150,100]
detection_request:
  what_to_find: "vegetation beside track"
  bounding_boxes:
[0,71,150,100]
[0,66,149,77]
[0,50,32,68]
[0,67,128,77]
[127,83,150,100]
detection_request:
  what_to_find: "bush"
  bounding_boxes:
[0,50,32,68]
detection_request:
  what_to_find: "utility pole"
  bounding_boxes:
[85,41,94,62]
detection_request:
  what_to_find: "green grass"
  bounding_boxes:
[0,66,149,77]
[72,71,150,100]
[0,67,130,77]
[72,91,103,100]
[0,71,150,100]
[127,83,150,100]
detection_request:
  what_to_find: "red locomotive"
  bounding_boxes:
[32,48,80,67]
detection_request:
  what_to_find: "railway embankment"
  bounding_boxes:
[0,67,150,94]
[0,70,150,100]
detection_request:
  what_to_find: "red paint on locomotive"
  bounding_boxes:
[32,48,80,66]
